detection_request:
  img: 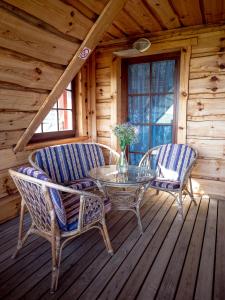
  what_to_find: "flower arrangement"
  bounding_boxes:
[112,122,138,150]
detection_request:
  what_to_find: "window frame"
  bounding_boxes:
[31,80,76,143]
[122,52,180,160]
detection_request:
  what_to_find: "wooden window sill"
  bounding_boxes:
[25,136,89,151]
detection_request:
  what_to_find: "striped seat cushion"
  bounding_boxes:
[155,144,196,182]
[18,166,68,231]
[66,178,97,191]
[34,143,105,184]
[150,179,180,190]
[62,193,111,230]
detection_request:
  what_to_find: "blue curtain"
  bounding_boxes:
[128,60,176,165]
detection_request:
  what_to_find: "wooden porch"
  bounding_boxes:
[0,191,223,300]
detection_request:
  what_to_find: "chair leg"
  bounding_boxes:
[136,207,143,235]
[12,200,30,259]
[50,236,61,294]
[188,177,197,205]
[100,219,113,255]
[176,191,184,219]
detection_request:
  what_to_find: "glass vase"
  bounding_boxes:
[117,147,128,173]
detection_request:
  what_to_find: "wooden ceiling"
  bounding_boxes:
[66,0,225,41]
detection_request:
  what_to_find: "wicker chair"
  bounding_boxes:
[28,142,119,191]
[9,167,113,293]
[139,144,198,213]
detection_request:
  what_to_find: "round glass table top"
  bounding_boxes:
[89,165,156,186]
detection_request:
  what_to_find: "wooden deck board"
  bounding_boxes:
[0,192,224,300]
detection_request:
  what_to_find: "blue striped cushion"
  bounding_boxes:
[66,178,97,190]
[62,193,111,230]
[35,143,105,184]
[155,144,195,182]
[18,166,68,231]
[150,179,180,190]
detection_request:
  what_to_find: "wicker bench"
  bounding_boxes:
[28,142,119,191]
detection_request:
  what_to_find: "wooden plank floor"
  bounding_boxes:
[0,191,224,300]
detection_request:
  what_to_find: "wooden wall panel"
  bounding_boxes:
[0,6,79,65]
[0,169,17,199]
[193,158,225,181]
[0,148,29,170]
[187,138,225,159]
[0,193,21,224]
[0,112,36,131]
[4,0,93,40]
[188,98,225,119]
[0,89,47,111]
[0,131,24,149]
[0,48,64,90]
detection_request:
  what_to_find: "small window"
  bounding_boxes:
[31,82,75,143]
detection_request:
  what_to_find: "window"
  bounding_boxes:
[123,53,179,165]
[31,82,75,142]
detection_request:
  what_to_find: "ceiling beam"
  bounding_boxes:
[14,0,126,153]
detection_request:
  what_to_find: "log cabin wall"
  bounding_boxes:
[93,26,225,199]
[0,0,93,223]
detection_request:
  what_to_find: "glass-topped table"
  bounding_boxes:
[89,165,156,234]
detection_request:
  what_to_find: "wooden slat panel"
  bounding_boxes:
[193,158,225,183]
[193,177,225,197]
[0,48,63,90]
[0,148,29,170]
[96,102,111,117]
[113,9,143,35]
[63,0,97,21]
[189,74,225,94]
[142,199,199,299]
[96,136,111,147]
[97,131,111,138]
[190,71,225,80]
[96,85,111,100]
[203,0,224,24]
[87,52,97,140]
[4,0,93,40]
[0,131,24,149]
[96,118,111,132]
[96,68,111,84]
[107,25,126,39]
[187,120,225,138]
[190,53,225,73]
[124,0,161,32]
[189,92,225,99]
[170,0,203,26]
[177,46,191,143]
[145,0,181,29]
[214,199,225,299]
[195,198,217,300]
[96,53,111,69]
[0,89,47,111]
[0,170,17,199]
[78,0,108,15]
[175,197,209,300]
[188,98,225,120]
[0,112,35,130]
[0,7,79,65]
[136,199,191,300]
[192,31,225,55]
[187,138,225,159]
[0,193,21,224]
